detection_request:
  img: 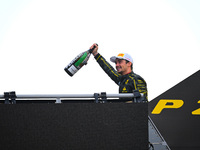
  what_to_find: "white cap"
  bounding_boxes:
[110,53,133,64]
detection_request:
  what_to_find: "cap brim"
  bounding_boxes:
[110,56,117,63]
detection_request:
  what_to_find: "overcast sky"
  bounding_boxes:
[0,0,199,101]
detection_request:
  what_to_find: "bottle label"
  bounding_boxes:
[68,65,78,75]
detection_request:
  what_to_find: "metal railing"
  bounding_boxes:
[0,91,145,104]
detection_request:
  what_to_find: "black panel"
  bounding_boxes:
[0,103,148,150]
[149,70,200,150]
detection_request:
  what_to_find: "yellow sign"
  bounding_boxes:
[192,100,200,115]
[151,99,184,114]
[151,99,200,115]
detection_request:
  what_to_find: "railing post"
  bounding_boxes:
[55,98,61,103]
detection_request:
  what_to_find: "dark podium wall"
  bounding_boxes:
[0,103,148,150]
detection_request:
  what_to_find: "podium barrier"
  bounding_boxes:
[0,93,148,150]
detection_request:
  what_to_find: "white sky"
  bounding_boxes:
[0,0,199,101]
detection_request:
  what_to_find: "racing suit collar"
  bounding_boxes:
[119,71,134,79]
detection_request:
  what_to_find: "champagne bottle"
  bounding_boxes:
[64,45,97,77]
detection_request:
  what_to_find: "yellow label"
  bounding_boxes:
[125,79,129,84]
[123,87,126,91]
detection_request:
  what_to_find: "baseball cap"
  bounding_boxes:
[110,53,133,64]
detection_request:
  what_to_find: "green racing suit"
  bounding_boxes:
[95,53,148,101]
